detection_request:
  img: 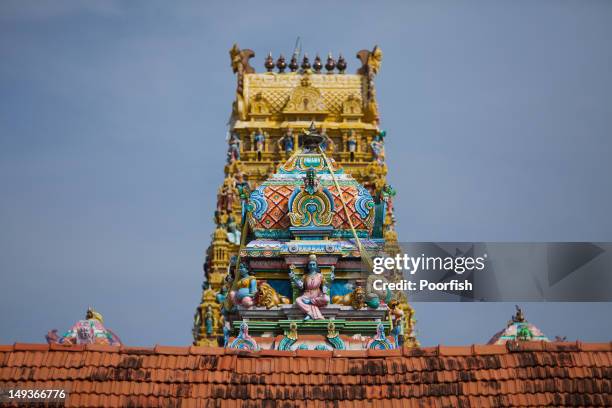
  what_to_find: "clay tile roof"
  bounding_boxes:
[1,341,611,407]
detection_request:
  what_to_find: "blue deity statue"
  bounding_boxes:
[347,130,357,153]
[370,130,386,164]
[216,286,228,304]
[222,318,231,347]
[253,129,265,152]
[229,262,258,308]
[205,306,214,336]
[388,300,404,347]
[278,128,294,153]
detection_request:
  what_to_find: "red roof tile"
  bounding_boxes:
[13,343,49,352]
[438,345,473,356]
[0,342,611,406]
[332,349,367,358]
[189,345,225,355]
[49,343,85,352]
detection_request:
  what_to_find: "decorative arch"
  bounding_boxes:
[250,92,271,115]
[283,76,327,114]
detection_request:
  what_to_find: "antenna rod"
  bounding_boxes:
[292,36,302,59]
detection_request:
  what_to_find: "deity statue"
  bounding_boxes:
[227,132,241,163]
[45,307,121,346]
[289,254,335,320]
[388,299,405,346]
[370,130,386,165]
[216,286,228,304]
[221,316,231,347]
[203,256,210,275]
[226,216,241,245]
[205,306,214,336]
[320,128,335,153]
[193,307,201,339]
[277,128,294,154]
[229,262,258,308]
[380,184,396,214]
[200,276,209,291]
[234,170,250,200]
[253,129,265,160]
[303,168,319,194]
[347,130,357,160]
[217,176,236,213]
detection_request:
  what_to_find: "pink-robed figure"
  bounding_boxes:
[289,254,335,320]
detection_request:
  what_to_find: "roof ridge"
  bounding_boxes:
[2,341,611,356]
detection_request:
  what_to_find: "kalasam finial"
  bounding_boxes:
[289,55,298,72]
[313,54,322,73]
[276,54,287,73]
[325,52,336,72]
[265,52,275,72]
[336,53,347,73]
[301,53,311,70]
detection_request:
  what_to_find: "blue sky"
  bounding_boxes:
[1,0,611,346]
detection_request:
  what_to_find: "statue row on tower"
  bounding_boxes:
[226,127,386,163]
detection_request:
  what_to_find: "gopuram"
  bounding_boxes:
[193,45,417,350]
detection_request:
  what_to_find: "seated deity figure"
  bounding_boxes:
[229,262,258,308]
[289,254,335,320]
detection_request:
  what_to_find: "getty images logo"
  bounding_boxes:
[372,253,488,275]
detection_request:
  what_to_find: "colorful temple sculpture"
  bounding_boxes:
[45,307,121,346]
[488,305,550,345]
[193,45,416,348]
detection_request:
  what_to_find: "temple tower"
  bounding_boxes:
[193,45,413,347]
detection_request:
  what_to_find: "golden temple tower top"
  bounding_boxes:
[222,44,389,188]
[229,44,383,129]
[193,44,411,347]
